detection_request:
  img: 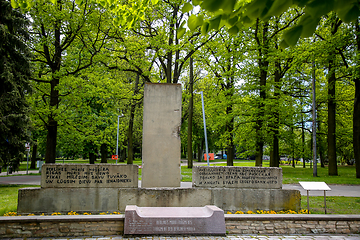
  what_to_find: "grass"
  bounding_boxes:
[301,196,360,214]
[0,185,39,216]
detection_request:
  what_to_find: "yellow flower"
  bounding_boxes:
[3,212,17,216]
[67,211,79,215]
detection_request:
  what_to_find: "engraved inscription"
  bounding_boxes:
[41,164,137,188]
[124,205,226,235]
[193,166,282,189]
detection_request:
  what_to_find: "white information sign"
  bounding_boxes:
[299,181,331,214]
[299,181,331,191]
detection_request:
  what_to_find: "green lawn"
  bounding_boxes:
[0,185,39,216]
[302,196,360,214]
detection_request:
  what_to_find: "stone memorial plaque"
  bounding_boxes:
[192,166,282,189]
[124,205,225,235]
[41,164,138,188]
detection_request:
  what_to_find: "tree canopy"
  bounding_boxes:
[0,0,32,169]
[5,0,360,179]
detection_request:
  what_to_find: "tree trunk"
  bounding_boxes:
[187,58,194,168]
[318,121,325,168]
[270,133,279,167]
[121,140,127,162]
[327,15,341,176]
[355,78,360,178]
[226,108,234,166]
[127,106,134,164]
[225,75,235,166]
[89,152,95,164]
[254,20,269,167]
[354,21,360,178]
[44,14,61,163]
[270,59,281,167]
[197,143,202,162]
[30,143,37,169]
[45,117,58,163]
[292,127,295,168]
[100,143,107,163]
[328,58,338,176]
[127,74,140,165]
[302,110,306,168]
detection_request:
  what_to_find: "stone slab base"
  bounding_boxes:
[18,187,119,214]
[124,205,225,235]
[119,188,301,213]
[17,187,300,214]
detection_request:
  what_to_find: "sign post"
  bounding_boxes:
[25,143,30,174]
[299,181,331,214]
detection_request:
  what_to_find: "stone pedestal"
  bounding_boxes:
[141,83,182,188]
[124,205,225,235]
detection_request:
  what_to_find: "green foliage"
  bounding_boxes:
[0,0,31,169]
[174,0,360,47]
[6,0,359,176]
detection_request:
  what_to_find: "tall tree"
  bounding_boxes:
[187,57,194,168]
[327,15,342,175]
[355,19,360,178]
[0,0,31,169]
[28,0,109,163]
[200,30,244,166]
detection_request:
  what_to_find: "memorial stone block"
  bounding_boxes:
[41,164,138,188]
[141,83,182,188]
[192,166,282,189]
[124,205,225,235]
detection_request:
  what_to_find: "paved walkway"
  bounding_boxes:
[9,234,359,239]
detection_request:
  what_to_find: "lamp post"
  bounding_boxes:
[200,91,210,166]
[115,114,124,164]
[312,60,317,177]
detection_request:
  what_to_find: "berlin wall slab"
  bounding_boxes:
[141,83,182,188]
[41,164,138,188]
[124,205,225,235]
[192,166,282,189]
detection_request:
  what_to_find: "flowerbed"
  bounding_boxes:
[3,211,123,216]
[3,209,309,216]
[227,209,309,214]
